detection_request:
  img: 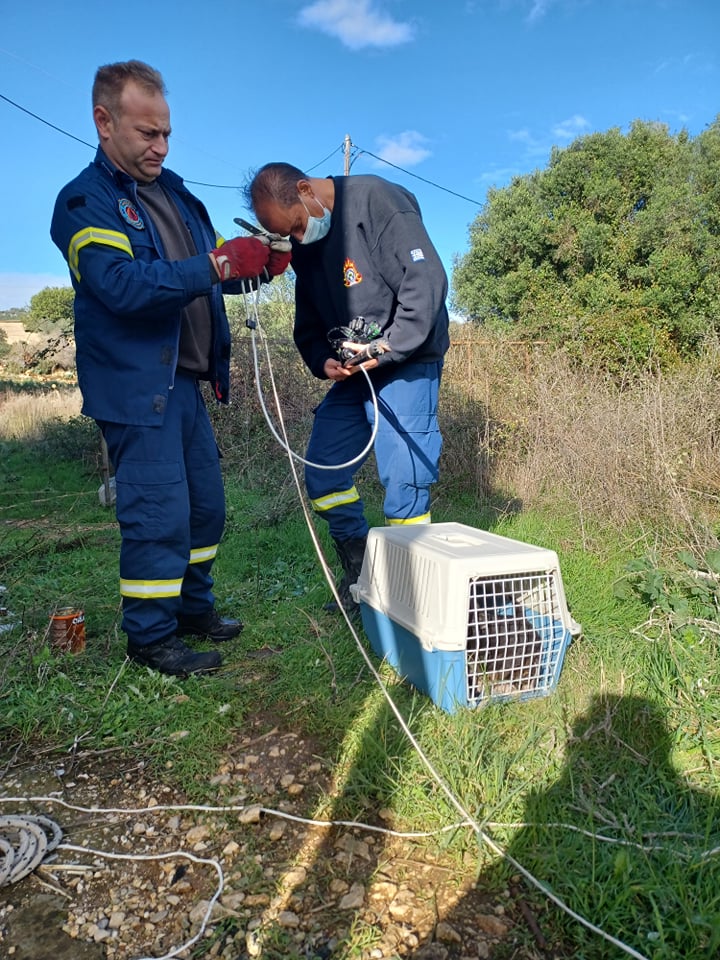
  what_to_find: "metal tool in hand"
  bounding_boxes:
[328,316,390,367]
[234,217,291,251]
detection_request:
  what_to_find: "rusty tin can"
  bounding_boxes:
[50,607,86,654]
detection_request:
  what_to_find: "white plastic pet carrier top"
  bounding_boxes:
[352,522,580,712]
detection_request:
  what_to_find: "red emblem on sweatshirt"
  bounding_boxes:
[343,258,363,287]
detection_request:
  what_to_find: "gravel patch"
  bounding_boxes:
[1,716,546,959]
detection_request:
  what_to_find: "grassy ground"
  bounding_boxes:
[1,368,719,959]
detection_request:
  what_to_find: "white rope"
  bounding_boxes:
[3,792,708,959]
[3,796,715,857]
[244,285,381,470]
[240,295,652,960]
[0,814,62,885]
[58,842,224,960]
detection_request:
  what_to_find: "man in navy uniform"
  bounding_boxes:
[51,61,290,676]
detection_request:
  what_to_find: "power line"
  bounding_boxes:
[351,144,483,206]
[186,145,348,192]
[304,143,345,173]
[0,93,94,149]
[0,90,483,206]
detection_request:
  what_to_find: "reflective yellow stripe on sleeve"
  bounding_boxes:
[120,578,183,599]
[189,544,219,564]
[68,227,134,281]
[386,512,432,525]
[310,486,360,512]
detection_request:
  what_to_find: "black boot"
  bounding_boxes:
[325,536,367,615]
[127,635,222,677]
[176,608,243,643]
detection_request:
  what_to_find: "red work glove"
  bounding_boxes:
[266,238,292,277]
[209,236,269,281]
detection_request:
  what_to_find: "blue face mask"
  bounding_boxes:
[300,195,332,244]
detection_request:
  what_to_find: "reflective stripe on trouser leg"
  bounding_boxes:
[180,385,225,616]
[99,375,225,646]
[305,379,371,541]
[370,360,443,523]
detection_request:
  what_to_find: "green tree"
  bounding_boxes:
[26,286,75,333]
[453,118,720,370]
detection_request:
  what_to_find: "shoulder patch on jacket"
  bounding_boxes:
[67,195,86,211]
[410,248,425,262]
[118,199,145,230]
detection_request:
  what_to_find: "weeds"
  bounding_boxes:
[2,345,720,959]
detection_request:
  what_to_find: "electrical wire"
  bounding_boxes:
[0,93,94,149]
[0,91,482,205]
[303,142,345,173]
[350,141,483,205]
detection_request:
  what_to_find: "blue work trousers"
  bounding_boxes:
[305,360,443,540]
[98,372,226,647]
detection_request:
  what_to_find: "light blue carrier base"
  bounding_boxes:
[360,602,572,714]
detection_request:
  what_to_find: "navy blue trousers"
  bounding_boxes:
[98,372,225,647]
[305,360,443,540]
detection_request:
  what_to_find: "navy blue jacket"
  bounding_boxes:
[51,147,240,425]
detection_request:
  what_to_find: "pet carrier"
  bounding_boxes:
[351,522,580,713]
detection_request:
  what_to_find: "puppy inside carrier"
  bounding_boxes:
[352,522,580,714]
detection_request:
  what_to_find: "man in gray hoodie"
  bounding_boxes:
[247,163,450,613]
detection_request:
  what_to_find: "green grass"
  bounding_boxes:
[1,415,720,959]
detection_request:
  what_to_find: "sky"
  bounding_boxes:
[0,0,717,312]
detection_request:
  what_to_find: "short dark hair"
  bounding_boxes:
[245,162,308,211]
[92,60,166,118]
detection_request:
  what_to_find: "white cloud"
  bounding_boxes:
[552,114,590,140]
[476,166,522,188]
[297,0,414,50]
[527,0,552,22]
[506,115,591,168]
[507,126,550,157]
[0,273,70,311]
[372,131,431,168]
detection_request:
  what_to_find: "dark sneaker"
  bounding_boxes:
[127,635,222,677]
[176,609,243,643]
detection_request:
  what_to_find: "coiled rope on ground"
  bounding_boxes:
[0,814,62,885]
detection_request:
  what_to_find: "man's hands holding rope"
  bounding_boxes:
[260,233,292,278]
[209,235,291,282]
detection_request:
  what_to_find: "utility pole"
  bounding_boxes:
[343,133,352,175]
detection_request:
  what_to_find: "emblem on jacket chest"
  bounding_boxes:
[343,258,363,287]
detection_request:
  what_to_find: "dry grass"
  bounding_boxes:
[442,328,720,549]
[0,384,82,441]
[4,327,720,551]
[216,330,720,549]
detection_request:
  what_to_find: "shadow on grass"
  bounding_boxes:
[431,692,720,960]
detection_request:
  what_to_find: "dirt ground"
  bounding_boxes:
[0,713,553,960]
